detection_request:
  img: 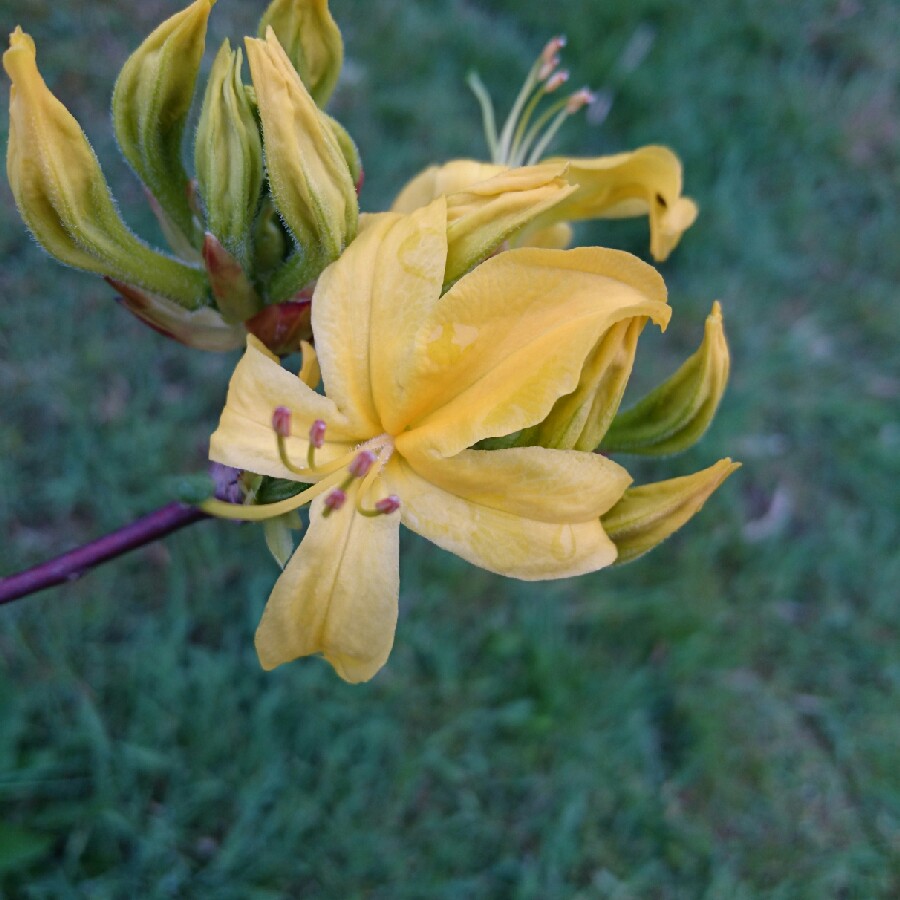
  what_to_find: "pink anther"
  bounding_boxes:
[374,495,401,515]
[348,450,377,479]
[272,406,292,438]
[308,419,327,449]
[324,489,347,512]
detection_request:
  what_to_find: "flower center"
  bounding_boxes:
[199,412,400,522]
[468,36,596,167]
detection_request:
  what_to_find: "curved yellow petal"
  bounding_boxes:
[544,146,698,261]
[517,220,573,250]
[601,458,740,564]
[255,484,400,682]
[402,444,631,523]
[310,212,400,434]
[368,199,448,435]
[384,458,619,580]
[395,246,671,458]
[209,336,362,479]
[391,159,505,213]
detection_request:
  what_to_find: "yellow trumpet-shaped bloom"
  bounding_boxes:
[206,197,671,682]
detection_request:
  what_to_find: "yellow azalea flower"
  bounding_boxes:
[392,39,697,263]
[202,197,672,682]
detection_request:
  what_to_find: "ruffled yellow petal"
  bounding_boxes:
[403,445,631,523]
[391,159,505,213]
[383,458,619,580]
[518,221,573,250]
[395,246,671,458]
[209,336,361,479]
[254,483,401,682]
[601,458,740,564]
[310,212,400,434]
[544,146,697,261]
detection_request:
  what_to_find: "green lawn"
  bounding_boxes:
[1,0,898,896]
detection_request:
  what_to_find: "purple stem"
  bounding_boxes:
[0,503,209,606]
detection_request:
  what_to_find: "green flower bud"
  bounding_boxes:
[4,28,208,308]
[602,302,730,456]
[245,28,358,297]
[324,113,362,190]
[258,0,343,106]
[195,40,264,263]
[602,458,740,564]
[112,0,214,244]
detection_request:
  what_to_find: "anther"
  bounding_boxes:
[348,450,376,479]
[566,87,596,114]
[272,406,291,438]
[538,55,560,82]
[540,35,567,64]
[322,488,347,517]
[375,495,401,515]
[308,419,326,449]
[544,70,570,93]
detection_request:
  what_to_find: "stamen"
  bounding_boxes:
[544,70,570,93]
[376,495,401,515]
[537,54,559,82]
[272,406,291,438]
[307,418,326,468]
[347,450,376,479]
[322,488,347,518]
[566,87,596,114]
[540,35,567,65]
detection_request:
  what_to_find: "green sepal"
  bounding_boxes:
[602,301,730,456]
[255,476,309,504]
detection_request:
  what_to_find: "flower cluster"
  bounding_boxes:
[5,1,738,682]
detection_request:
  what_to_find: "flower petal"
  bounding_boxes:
[310,212,398,433]
[209,336,362,480]
[368,199,448,435]
[254,484,401,682]
[403,445,631,523]
[395,246,671,457]
[384,458,619,580]
[543,146,698,262]
[391,159,505,213]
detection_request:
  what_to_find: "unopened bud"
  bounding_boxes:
[112,0,214,243]
[348,450,376,479]
[257,0,344,106]
[202,232,263,323]
[374,495,401,515]
[309,419,326,449]
[272,406,292,437]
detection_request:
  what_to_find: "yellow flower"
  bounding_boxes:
[203,197,672,682]
[392,39,697,263]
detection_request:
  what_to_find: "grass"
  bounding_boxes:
[1,0,898,895]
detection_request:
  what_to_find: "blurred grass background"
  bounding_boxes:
[1,0,898,895]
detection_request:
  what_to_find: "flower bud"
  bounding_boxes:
[244,299,313,355]
[107,278,244,352]
[195,40,264,263]
[112,0,214,244]
[602,302,730,455]
[257,0,343,106]
[202,232,263,323]
[442,161,576,287]
[602,458,740,564]
[4,28,208,308]
[245,28,357,292]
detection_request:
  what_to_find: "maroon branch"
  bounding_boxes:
[0,503,209,606]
